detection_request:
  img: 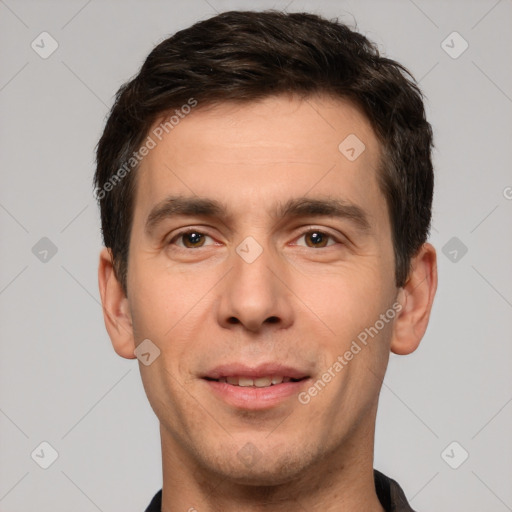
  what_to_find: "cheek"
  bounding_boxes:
[128,271,201,412]
[298,263,392,343]
[128,261,213,378]
[128,253,193,335]
[129,283,173,340]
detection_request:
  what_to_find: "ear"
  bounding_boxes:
[390,243,437,355]
[98,247,136,359]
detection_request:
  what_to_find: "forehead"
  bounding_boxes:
[132,94,387,229]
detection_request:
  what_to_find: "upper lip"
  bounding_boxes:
[203,363,310,380]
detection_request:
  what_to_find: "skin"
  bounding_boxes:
[98,94,437,512]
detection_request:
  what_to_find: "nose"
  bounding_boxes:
[216,238,294,334]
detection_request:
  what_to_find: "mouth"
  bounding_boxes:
[201,363,311,409]
[203,375,308,387]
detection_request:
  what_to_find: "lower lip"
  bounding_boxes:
[203,379,310,410]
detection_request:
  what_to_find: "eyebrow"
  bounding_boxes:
[144,195,371,235]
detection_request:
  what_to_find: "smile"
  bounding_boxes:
[205,376,306,387]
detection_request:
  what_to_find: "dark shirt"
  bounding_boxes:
[144,469,416,511]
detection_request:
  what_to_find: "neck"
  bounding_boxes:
[158,415,385,512]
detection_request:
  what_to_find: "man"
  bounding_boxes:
[94,10,437,512]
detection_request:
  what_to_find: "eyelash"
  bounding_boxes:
[168,227,342,249]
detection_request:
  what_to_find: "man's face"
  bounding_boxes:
[126,94,398,483]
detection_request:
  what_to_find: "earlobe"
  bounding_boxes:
[98,247,137,359]
[390,243,438,355]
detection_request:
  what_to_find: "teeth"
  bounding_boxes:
[238,377,254,387]
[254,377,272,387]
[217,376,297,387]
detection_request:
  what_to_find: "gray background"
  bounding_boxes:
[1,0,511,510]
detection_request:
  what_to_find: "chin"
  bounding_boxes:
[204,443,317,487]
[222,464,299,487]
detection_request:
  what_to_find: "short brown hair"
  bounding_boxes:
[94,10,434,294]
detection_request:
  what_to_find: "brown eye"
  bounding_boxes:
[182,232,205,248]
[299,230,336,248]
[170,230,212,249]
[305,231,328,248]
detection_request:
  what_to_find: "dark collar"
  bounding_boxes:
[373,469,417,511]
[145,469,416,511]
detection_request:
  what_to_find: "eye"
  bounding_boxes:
[295,229,339,248]
[168,228,341,250]
[169,229,215,249]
